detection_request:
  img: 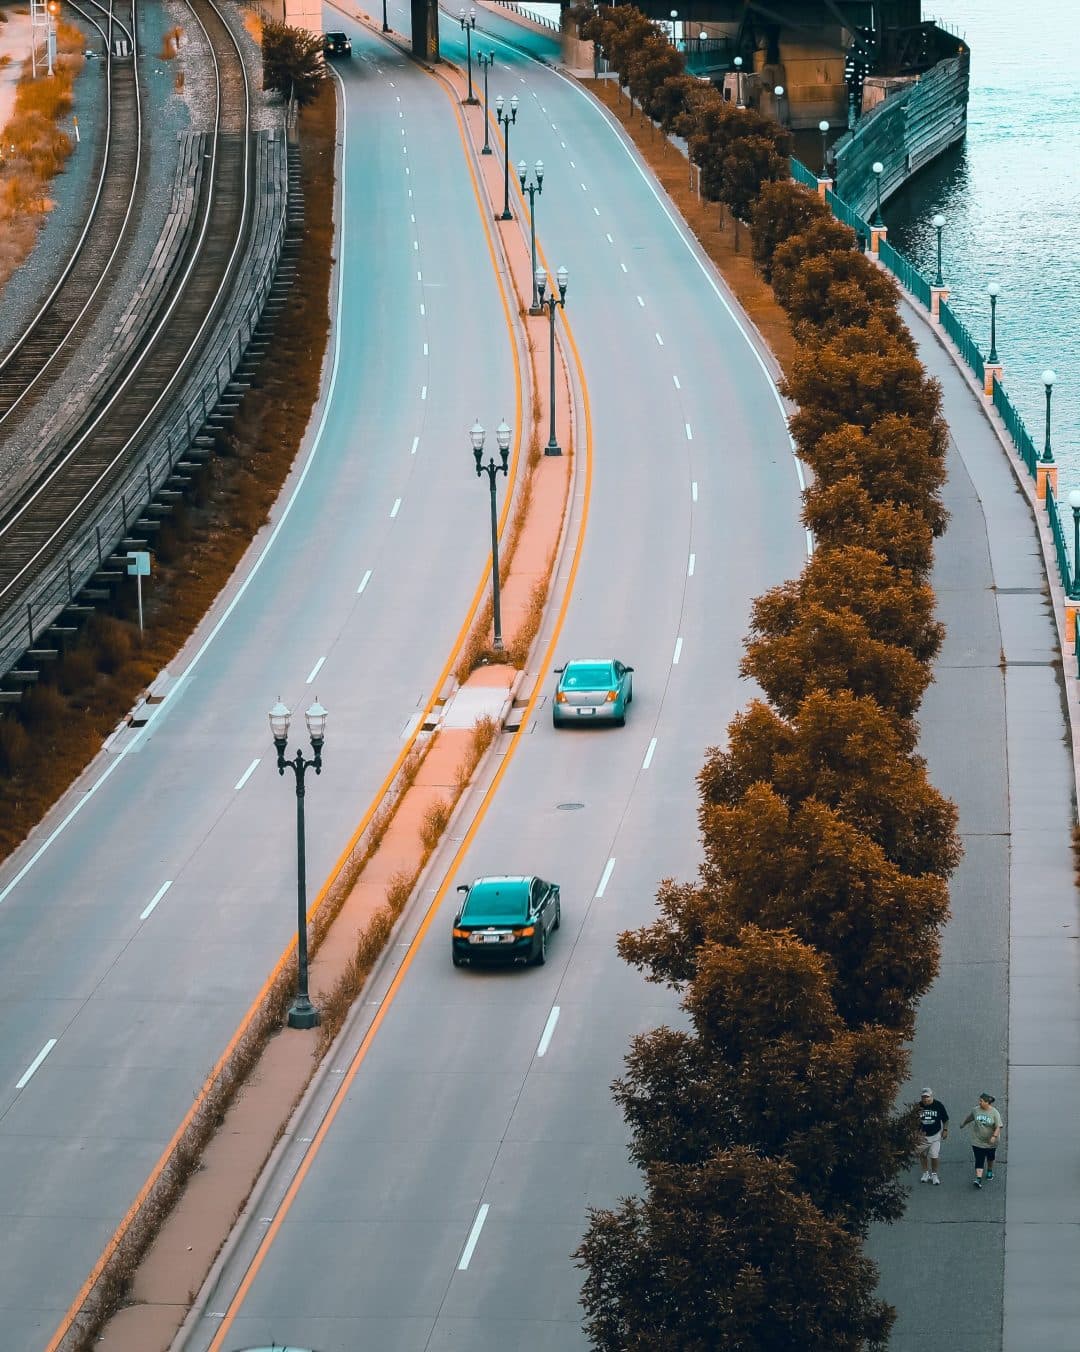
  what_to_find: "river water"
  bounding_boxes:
[519,1,1079,489]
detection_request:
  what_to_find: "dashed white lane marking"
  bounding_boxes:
[413,240,418,251]
[537,1006,560,1057]
[570,160,576,168]
[685,423,693,441]
[620,262,627,273]
[673,374,681,390]
[410,212,414,222]
[410,436,420,455]
[692,480,698,501]
[420,303,425,316]
[605,232,612,243]
[306,656,326,685]
[642,737,657,770]
[595,857,615,898]
[561,140,566,148]
[417,270,422,282]
[580,182,587,192]
[593,206,600,216]
[423,342,428,356]
[421,385,427,400]
[688,553,696,576]
[551,122,557,130]
[405,166,410,174]
[655,332,664,346]
[357,569,372,594]
[636,295,644,307]
[16,1040,57,1090]
[390,498,402,519]
[140,880,172,920]
[459,1204,490,1270]
[672,636,683,665]
[234,758,260,791]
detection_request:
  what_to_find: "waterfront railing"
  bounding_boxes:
[878,238,932,309]
[939,299,985,386]
[992,376,1039,479]
[790,156,819,191]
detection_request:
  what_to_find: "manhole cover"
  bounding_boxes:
[557,802,585,811]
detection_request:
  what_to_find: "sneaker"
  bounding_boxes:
[986,1169,994,1181]
[920,1171,932,1183]
[931,1175,941,1185]
[974,1178,982,1189]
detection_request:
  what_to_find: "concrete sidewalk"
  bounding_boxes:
[866,297,1080,1350]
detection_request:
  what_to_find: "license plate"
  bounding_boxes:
[578,708,595,716]
[472,932,503,944]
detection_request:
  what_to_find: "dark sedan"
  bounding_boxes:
[323,30,352,56]
[452,875,561,967]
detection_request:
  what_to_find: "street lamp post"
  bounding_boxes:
[495,94,518,221]
[818,119,829,176]
[733,54,744,107]
[477,51,494,154]
[46,0,59,76]
[459,8,479,104]
[669,8,678,44]
[536,266,568,456]
[1042,368,1057,463]
[382,0,389,32]
[1069,489,1080,597]
[871,160,884,227]
[932,212,945,287]
[518,159,544,313]
[269,698,328,1030]
[773,83,785,125]
[987,280,1000,364]
[471,420,512,651]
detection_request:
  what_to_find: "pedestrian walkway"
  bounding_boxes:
[866,297,1080,1351]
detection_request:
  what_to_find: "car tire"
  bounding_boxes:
[553,901,561,931]
[452,951,464,968]
[614,714,626,727]
[534,928,547,966]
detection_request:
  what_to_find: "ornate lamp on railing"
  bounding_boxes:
[932,213,945,288]
[1042,369,1056,463]
[987,280,1000,364]
[1069,490,1080,597]
[733,54,745,108]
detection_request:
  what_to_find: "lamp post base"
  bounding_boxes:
[482,145,492,154]
[464,96,480,105]
[287,995,321,1029]
[497,210,513,221]
[529,304,543,316]
[544,443,562,457]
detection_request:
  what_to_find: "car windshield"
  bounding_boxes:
[463,881,528,918]
[563,664,614,689]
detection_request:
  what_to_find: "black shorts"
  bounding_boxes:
[972,1145,997,1167]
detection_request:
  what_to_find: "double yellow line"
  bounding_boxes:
[48,26,592,1352]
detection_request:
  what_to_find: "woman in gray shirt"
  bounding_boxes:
[960,1093,1003,1188]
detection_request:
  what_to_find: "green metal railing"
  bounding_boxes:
[878,238,933,308]
[992,377,1039,480]
[790,156,820,191]
[1046,483,1076,598]
[824,187,871,241]
[938,300,984,385]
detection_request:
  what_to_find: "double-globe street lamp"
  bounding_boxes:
[471,420,512,651]
[987,280,1000,364]
[932,212,945,287]
[477,50,494,154]
[459,8,479,105]
[495,93,518,221]
[269,697,328,1030]
[518,159,544,313]
[536,266,568,456]
[1042,368,1056,463]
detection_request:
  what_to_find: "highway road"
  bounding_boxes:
[184,10,806,1350]
[0,27,526,1349]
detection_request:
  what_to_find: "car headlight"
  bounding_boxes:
[452,928,470,939]
[513,925,536,938]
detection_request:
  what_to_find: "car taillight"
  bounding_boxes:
[513,925,536,938]
[555,691,567,703]
[452,928,470,939]
[605,690,618,702]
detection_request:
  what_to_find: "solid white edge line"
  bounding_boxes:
[306,656,325,685]
[673,636,683,665]
[390,498,402,519]
[537,1006,560,1057]
[234,758,260,791]
[140,880,173,921]
[688,553,695,576]
[357,568,372,594]
[16,1039,57,1090]
[0,65,357,910]
[595,857,615,898]
[458,1203,490,1270]
[642,737,657,770]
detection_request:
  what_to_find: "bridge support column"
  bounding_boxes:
[411,0,439,61]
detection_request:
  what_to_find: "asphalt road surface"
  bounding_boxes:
[0,27,524,1348]
[183,11,806,1350]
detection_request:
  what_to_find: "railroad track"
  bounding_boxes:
[0,0,142,430]
[0,0,252,613]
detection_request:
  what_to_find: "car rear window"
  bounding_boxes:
[563,664,614,689]
[463,882,528,917]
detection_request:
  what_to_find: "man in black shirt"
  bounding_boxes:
[916,1087,949,1185]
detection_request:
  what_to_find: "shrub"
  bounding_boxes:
[781,250,904,342]
[750,179,833,280]
[88,614,134,674]
[719,132,790,220]
[0,716,30,774]
[803,477,936,577]
[261,20,324,106]
[769,215,858,305]
[627,32,683,115]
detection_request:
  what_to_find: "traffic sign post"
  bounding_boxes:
[126,551,150,633]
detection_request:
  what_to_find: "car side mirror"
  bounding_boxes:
[553,665,564,674]
[457,884,469,894]
[625,666,634,673]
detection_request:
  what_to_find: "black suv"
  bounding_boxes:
[324,31,352,57]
